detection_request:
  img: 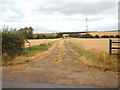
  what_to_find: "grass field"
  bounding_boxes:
[68,38,119,53]
[25,38,60,48]
[68,38,119,72]
[24,42,55,56]
[63,31,119,37]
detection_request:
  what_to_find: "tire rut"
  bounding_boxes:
[3,38,119,88]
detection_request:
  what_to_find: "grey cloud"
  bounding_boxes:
[0,2,24,22]
[38,2,117,15]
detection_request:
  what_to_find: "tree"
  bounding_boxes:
[19,27,34,39]
[109,35,115,38]
[101,35,110,38]
[94,35,100,38]
[56,33,63,38]
[116,35,120,38]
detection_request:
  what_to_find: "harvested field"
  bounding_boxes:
[83,31,119,36]
[63,31,119,37]
[68,38,119,53]
[25,38,60,48]
[68,38,119,72]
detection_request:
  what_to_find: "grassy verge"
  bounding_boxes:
[24,41,55,56]
[70,43,119,72]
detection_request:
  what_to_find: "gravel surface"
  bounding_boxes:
[2,38,119,88]
[3,80,96,88]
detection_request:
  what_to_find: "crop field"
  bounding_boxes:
[2,30,119,88]
[68,38,119,72]
[80,31,119,36]
[68,38,119,52]
[25,38,60,48]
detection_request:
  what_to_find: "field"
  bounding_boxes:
[63,31,119,37]
[2,31,119,88]
[68,38,119,52]
[68,38,119,72]
[25,38,60,48]
[80,31,119,36]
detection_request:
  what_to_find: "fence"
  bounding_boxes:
[109,39,120,55]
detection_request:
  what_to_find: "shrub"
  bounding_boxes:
[56,33,63,38]
[109,35,115,38]
[101,35,110,38]
[115,35,120,38]
[2,27,25,60]
[34,34,57,39]
[68,33,80,38]
[80,34,94,38]
[94,35,100,38]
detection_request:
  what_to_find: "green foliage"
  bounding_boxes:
[34,33,62,39]
[34,34,56,39]
[115,35,120,38]
[24,42,54,56]
[56,33,63,38]
[69,33,94,38]
[101,35,110,38]
[19,27,34,39]
[68,33,80,38]
[109,35,115,38]
[80,34,94,38]
[94,35,100,38]
[2,27,25,60]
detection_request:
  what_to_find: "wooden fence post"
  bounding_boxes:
[109,39,112,55]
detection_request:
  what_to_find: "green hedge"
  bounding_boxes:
[69,33,119,38]
[2,27,25,60]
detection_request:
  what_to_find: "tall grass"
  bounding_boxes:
[71,44,119,72]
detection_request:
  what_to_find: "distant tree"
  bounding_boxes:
[81,34,94,38]
[115,35,120,38]
[101,35,110,38]
[56,33,63,38]
[19,27,34,39]
[94,35,100,38]
[68,33,80,38]
[109,35,115,38]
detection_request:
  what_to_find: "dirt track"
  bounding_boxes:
[3,38,118,88]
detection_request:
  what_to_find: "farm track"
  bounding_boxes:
[3,38,119,88]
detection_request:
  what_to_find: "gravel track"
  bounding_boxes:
[2,38,118,88]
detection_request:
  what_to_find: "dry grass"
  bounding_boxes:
[68,38,119,72]
[63,31,119,37]
[68,38,119,53]
[25,38,60,48]
[3,39,60,67]
[82,31,119,36]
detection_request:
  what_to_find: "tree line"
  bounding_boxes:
[68,33,120,38]
[1,26,63,60]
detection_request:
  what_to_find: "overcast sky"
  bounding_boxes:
[0,0,119,33]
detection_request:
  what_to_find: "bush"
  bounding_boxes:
[94,35,100,38]
[2,27,25,60]
[101,35,110,38]
[115,35,120,38]
[69,33,94,38]
[34,34,57,39]
[68,33,80,38]
[80,34,94,38]
[109,35,115,38]
[56,33,63,38]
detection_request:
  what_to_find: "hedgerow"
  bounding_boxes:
[2,27,25,60]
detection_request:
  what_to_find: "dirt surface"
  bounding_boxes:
[2,38,118,88]
[3,80,95,88]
